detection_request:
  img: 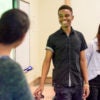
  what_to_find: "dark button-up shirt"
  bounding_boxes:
[46,28,87,87]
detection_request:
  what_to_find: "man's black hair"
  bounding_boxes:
[0,9,30,44]
[58,5,73,14]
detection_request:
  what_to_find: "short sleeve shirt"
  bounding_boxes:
[46,28,87,86]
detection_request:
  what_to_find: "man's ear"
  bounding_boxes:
[72,15,74,20]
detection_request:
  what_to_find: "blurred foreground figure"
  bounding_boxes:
[0,9,34,100]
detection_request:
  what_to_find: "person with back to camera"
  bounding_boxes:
[86,25,100,100]
[34,5,90,100]
[0,9,35,100]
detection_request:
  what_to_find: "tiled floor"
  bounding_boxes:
[30,84,55,100]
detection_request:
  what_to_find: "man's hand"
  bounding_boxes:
[82,84,90,100]
[34,85,44,100]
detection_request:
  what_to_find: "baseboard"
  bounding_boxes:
[31,77,52,85]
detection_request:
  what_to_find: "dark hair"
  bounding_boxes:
[58,5,73,14]
[97,24,100,35]
[0,9,30,44]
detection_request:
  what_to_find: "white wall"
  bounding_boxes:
[38,0,64,77]
[71,0,100,43]
[21,0,40,83]
[29,0,39,81]
[16,1,30,70]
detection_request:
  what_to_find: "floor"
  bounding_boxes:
[30,84,55,100]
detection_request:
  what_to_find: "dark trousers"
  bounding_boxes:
[87,75,100,100]
[53,85,83,100]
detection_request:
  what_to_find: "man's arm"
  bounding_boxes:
[34,50,53,98]
[40,50,53,87]
[80,50,90,99]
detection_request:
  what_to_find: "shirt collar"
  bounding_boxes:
[59,27,75,35]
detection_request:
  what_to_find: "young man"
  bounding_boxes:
[86,25,100,100]
[0,9,34,100]
[34,5,89,100]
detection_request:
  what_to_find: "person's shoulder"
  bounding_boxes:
[73,30,85,39]
[6,57,20,67]
[89,38,97,45]
[74,30,83,35]
[0,57,23,83]
[50,28,62,36]
[48,29,62,40]
[0,57,22,72]
[0,56,17,66]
